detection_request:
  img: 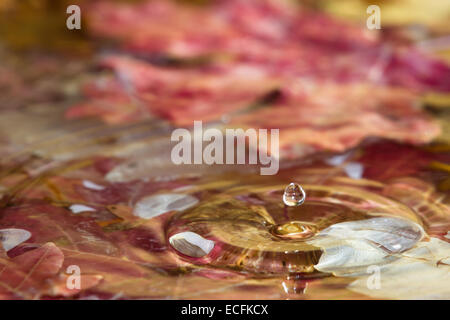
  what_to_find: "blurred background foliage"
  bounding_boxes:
[0,0,91,54]
[0,0,449,143]
[0,0,449,53]
[321,0,450,34]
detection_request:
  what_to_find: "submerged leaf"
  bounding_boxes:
[349,238,450,299]
[309,217,425,275]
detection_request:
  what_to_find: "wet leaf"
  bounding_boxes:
[0,242,101,299]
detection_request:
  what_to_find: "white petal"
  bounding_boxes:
[0,228,31,251]
[402,237,450,263]
[349,238,450,299]
[313,239,392,276]
[317,217,424,253]
[69,204,96,214]
[133,194,198,219]
[325,152,351,166]
[308,217,424,276]
[82,180,105,191]
[344,162,363,179]
[169,231,214,258]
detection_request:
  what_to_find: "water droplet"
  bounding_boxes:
[166,178,426,274]
[283,183,306,207]
[169,231,214,258]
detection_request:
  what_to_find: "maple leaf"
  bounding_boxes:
[0,242,102,299]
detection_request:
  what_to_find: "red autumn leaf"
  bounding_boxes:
[82,0,449,91]
[0,203,120,256]
[232,84,440,158]
[357,141,437,181]
[0,243,101,299]
[66,0,448,158]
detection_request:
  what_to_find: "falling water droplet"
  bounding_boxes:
[283,183,306,207]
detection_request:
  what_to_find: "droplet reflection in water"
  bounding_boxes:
[282,274,309,294]
[283,183,306,207]
[271,221,317,240]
